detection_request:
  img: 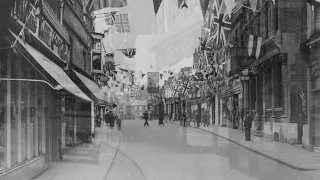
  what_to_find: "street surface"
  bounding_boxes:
[105,120,317,180]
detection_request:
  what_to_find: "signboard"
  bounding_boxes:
[13,0,69,63]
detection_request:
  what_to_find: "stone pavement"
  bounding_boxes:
[169,120,320,174]
[34,123,120,180]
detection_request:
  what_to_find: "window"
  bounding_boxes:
[92,38,101,50]
[92,52,102,71]
[274,62,283,108]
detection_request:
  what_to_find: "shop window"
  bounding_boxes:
[92,52,102,71]
[0,50,7,170]
[274,62,283,108]
[10,52,19,166]
[30,70,37,158]
[92,38,102,51]
[20,60,28,161]
[38,84,43,154]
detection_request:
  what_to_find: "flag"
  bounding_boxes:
[114,13,130,32]
[180,81,192,95]
[200,0,211,17]
[210,0,232,49]
[94,0,156,49]
[248,34,262,59]
[120,48,136,58]
[153,0,163,14]
[173,86,180,97]
[178,0,184,8]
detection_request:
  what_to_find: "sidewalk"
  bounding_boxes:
[169,121,320,172]
[34,123,120,180]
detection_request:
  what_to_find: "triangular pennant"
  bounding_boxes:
[153,0,163,14]
[120,48,136,58]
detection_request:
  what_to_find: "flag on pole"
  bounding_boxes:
[200,0,211,17]
[247,34,262,59]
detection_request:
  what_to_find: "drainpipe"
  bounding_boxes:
[307,64,313,151]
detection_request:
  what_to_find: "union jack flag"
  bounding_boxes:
[210,0,232,48]
[114,14,130,33]
[120,48,136,58]
[180,81,192,96]
[172,86,181,97]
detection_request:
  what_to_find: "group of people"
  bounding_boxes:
[142,111,164,127]
[95,111,122,130]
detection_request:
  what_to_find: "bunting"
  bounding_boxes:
[248,34,262,59]
[120,48,136,58]
[153,0,163,14]
[199,0,211,17]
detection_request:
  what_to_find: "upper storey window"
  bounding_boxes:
[92,38,101,50]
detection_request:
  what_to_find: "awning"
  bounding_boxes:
[9,30,92,102]
[72,69,108,102]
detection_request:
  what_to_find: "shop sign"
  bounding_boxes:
[38,18,69,62]
[13,0,69,63]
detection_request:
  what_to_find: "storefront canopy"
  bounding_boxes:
[9,30,92,102]
[72,69,108,102]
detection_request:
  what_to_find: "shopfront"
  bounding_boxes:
[0,1,93,178]
[218,78,242,129]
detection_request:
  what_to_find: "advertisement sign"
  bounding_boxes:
[13,0,70,63]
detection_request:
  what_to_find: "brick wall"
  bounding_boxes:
[63,1,93,74]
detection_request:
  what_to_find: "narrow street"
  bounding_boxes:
[104,120,316,180]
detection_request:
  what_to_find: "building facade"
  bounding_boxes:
[214,0,308,146]
[0,0,107,178]
[301,0,320,151]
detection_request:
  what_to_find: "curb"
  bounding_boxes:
[168,122,317,171]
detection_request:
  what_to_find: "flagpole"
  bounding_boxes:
[236,3,259,12]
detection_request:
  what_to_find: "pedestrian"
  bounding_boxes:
[244,112,253,141]
[143,111,149,127]
[182,112,187,127]
[158,112,164,126]
[110,111,115,129]
[196,111,201,127]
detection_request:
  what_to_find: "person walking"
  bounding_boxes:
[158,112,164,126]
[143,111,149,127]
[196,111,201,127]
[182,112,187,127]
[244,112,253,141]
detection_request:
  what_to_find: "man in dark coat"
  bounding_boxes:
[244,112,253,141]
[196,111,201,127]
[143,111,149,127]
[158,112,164,126]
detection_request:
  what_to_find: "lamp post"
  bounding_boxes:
[240,68,249,131]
